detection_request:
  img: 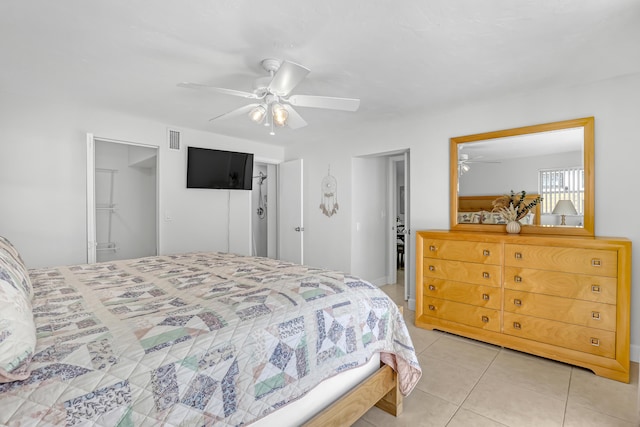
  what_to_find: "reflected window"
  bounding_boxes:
[539,167,584,214]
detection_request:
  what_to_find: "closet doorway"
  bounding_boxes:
[86,134,158,263]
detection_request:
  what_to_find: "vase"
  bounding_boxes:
[506,221,521,234]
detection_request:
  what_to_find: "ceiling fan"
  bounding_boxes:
[178,58,360,135]
[458,153,500,176]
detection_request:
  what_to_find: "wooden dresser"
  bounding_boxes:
[415,230,632,382]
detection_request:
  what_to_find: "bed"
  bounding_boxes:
[457,194,541,225]
[0,236,421,426]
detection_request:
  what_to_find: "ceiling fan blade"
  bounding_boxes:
[267,61,310,96]
[286,94,360,112]
[178,82,261,100]
[209,103,261,122]
[282,105,308,129]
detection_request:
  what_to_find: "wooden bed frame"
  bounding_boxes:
[458,194,541,225]
[304,363,401,426]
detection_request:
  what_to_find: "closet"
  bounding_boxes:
[93,139,157,262]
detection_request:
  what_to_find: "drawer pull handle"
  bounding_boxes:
[514,252,523,259]
[482,293,490,301]
[429,265,435,272]
[590,338,600,346]
[592,311,601,320]
[481,315,489,323]
[513,322,522,330]
[482,272,490,279]
[591,258,602,267]
[513,299,522,307]
[428,304,436,311]
[483,249,490,256]
[428,284,436,291]
[591,285,601,293]
[514,275,522,283]
[429,245,437,252]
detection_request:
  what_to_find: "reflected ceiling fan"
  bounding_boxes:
[458,153,500,176]
[178,58,360,135]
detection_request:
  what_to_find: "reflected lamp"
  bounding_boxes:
[552,200,577,226]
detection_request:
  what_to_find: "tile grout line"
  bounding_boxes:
[443,344,505,426]
[561,367,574,427]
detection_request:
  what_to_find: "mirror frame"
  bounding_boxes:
[450,117,595,236]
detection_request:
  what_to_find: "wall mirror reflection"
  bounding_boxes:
[450,117,594,236]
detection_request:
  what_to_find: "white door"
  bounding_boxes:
[278,159,303,264]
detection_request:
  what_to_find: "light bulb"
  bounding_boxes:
[272,103,288,127]
[248,105,266,124]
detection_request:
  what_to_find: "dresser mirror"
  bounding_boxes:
[450,117,594,236]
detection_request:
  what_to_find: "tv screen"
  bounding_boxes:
[187,147,254,190]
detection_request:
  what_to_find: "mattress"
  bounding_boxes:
[0,252,421,426]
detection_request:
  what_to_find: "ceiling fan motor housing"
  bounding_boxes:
[260,58,281,73]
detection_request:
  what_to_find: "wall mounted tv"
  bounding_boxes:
[186,147,254,190]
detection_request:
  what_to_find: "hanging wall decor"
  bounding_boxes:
[320,165,339,217]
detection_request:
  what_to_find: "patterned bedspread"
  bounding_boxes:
[0,252,421,426]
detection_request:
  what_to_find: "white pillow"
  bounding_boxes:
[0,237,36,383]
[0,236,32,300]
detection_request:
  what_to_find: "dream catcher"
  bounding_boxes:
[319,166,338,217]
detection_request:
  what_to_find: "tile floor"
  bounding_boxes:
[355,272,640,427]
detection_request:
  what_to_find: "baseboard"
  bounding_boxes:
[631,344,639,363]
[408,298,415,311]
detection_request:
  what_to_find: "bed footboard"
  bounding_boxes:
[303,363,402,427]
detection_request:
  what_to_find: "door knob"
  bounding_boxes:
[294,227,304,232]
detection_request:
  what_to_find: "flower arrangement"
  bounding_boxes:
[492,190,542,222]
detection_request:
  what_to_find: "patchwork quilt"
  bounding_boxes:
[0,252,421,426]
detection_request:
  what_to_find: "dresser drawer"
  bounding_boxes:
[504,266,617,304]
[423,297,500,332]
[423,279,501,310]
[423,239,501,264]
[504,244,618,277]
[503,312,615,358]
[504,290,616,331]
[423,259,501,286]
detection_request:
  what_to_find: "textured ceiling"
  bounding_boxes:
[2,0,639,146]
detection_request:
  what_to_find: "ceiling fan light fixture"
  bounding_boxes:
[249,105,267,124]
[272,103,288,127]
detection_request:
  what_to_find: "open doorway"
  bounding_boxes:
[86,134,158,264]
[389,152,410,301]
[351,150,410,302]
[251,162,277,258]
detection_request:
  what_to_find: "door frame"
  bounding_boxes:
[387,153,410,299]
[86,133,160,263]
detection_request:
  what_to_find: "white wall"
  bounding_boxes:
[0,92,284,268]
[286,72,640,360]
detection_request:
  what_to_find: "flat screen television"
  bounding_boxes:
[186,147,254,190]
